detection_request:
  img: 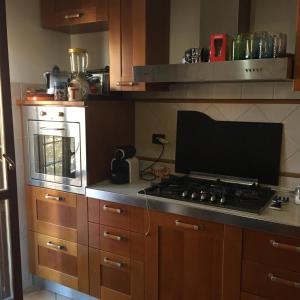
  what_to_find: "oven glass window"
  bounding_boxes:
[34,134,76,178]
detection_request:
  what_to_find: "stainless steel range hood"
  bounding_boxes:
[133,57,293,84]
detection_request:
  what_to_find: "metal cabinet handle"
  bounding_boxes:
[104,231,126,241]
[103,205,124,214]
[116,81,136,87]
[64,13,82,20]
[270,240,300,253]
[103,257,125,268]
[2,154,15,171]
[175,220,204,231]
[45,194,64,201]
[40,127,65,131]
[46,241,65,251]
[268,273,300,288]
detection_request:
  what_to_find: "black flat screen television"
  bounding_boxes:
[175,111,283,185]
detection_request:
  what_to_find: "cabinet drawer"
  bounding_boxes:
[100,201,130,230]
[26,186,88,245]
[242,260,300,300]
[244,230,300,273]
[89,248,144,299]
[29,231,88,293]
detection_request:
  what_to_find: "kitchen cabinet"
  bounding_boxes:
[26,185,88,245]
[108,0,170,91]
[88,198,146,299]
[145,211,242,300]
[242,229,300,300]
[26,185,89,291]
[29,232,89,293]
[40,0,108,33]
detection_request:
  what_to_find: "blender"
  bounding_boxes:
[68,48,90,100]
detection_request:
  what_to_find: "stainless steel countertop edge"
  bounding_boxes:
[86,187,300,238]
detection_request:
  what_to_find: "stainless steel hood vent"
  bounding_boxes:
[133,57,293,84]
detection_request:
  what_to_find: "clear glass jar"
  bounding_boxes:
[68,48,89,73]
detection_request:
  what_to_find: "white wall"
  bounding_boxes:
[70,31,109,70]
[6,0,70,84]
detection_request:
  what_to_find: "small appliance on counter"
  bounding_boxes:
[68,48,90,101]
[111,146,139,184]
[87,66,110,95]
[43,65,70,96]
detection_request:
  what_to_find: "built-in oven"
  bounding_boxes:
[23,106,87,194]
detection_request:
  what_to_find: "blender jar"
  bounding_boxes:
[68,48,89,73]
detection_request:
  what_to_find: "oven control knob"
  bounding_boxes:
[181,191,189,198]
[58,112,64,117]
[220,196,226,204]
[200,192,208,201]
[191,192,198,200]
[40,111,47,116]
[210,195,216,203]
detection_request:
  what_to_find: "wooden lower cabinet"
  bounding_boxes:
[89,248,144,299]
[29,231,89,293]
[145,211,242,300]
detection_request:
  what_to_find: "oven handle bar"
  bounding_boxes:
[39,127,65,131]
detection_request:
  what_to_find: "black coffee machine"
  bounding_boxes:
[111,146,139,184]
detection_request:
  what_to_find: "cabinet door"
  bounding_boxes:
[109,0,146,91]
[145,211,242,300]
[41,0,108,32]
[26,186,88,245]
[29,232,88,293]
[89,248,144,300]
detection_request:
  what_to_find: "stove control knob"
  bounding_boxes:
[210,195,216,203]
[182,191,189,198]
[200,193,207,201]
[220,196,226,204]
[191,192,198,200]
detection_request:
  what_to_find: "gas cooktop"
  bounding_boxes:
[139,175,276,214]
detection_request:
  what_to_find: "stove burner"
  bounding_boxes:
[139,175,275,214]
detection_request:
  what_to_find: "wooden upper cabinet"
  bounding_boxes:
[145,211,242,300]
[40,0,108,33]
[109,0,170,91]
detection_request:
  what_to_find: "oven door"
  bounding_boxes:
[28,120,82,187]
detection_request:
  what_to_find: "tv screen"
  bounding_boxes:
[175,111,283,185]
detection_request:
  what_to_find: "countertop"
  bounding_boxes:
[86,180,300,238]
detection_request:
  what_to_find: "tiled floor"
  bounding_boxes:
[23,290,72,300]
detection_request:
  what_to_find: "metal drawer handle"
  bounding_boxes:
[46,241,65,251]
[103,257,125,268]
[270,240,300,253]
[175,220,204,231]
[45,194,64,201]
[64,13,82,20]
[116,81,136,87]
[268,273,300,289]
[104,231,126,241]
[103,205,124,214]
[40,127,65,131]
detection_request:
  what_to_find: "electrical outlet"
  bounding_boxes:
[152,134,166,144]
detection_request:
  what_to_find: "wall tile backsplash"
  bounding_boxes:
[134,82,300,190]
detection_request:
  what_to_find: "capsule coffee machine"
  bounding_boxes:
[111,146,139,184]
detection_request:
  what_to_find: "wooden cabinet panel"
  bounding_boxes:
[26,186,88,245]
[108,0,170,91]
[29,231,88,293]
[145,211,242,300]
[89,199,145,233]
[241,292,268,300]
[242,260,300,300]
[40,0,108,33]
[244,229,300,273]
[89,248,144,299]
